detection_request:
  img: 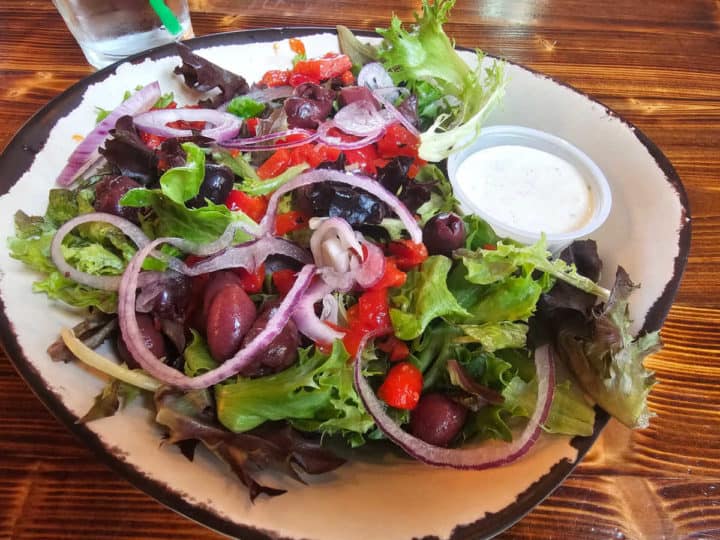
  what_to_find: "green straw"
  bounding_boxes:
[149,0,183,36]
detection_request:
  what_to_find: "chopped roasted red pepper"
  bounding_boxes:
[377,123,420,158]
[289,38,306,56]
[377,362,423,410]
[274,210,310,236]
[341,289,393,356]
[140,132,166,150]
[257,148,292,179]
[344,144,379,175]
[261,69,291,87]
[166,119,207,131]
[233,263,265,294]
[339,70,355,86]
[225,190,268,222]
[388,240,429,270]
[377,335,410,362]
[370,257,407,290]
[271,269,297,296]
[292,53,353,82]
[245,117,259,136]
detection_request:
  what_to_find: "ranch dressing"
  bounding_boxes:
[455,145,594,234]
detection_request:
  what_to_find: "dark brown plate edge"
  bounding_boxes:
[0,26,690,540]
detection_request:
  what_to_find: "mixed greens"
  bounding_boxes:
[8,0,659,499]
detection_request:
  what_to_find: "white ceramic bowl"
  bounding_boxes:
[447,125,612,253]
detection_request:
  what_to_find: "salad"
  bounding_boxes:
[8,0,659,500]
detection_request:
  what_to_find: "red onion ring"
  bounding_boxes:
[50,212,153,291]
[353,240,386,289]
[118,236,316,389]
[316,120,384,150]
[333,100,389,137]
[260,170,422,244]
[57,83,161,186]
[372,90,421,138]
[220,128,317,151]
[310,217,364,272]
[133,108,242,141]
[357,62,394,90]
[292,278,346,344]
[354,341,556,469]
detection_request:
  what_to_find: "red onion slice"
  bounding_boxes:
[333,100,389,137]
[310,217,363,271]
[372,90,421,138]
[133,108,242,141]
[119,236,316,389]
[220,128,317,151]
[316,120,384,150]
[260,170,422,244]
[293,278,346,344]
[353,240,386,289]
[50,212,153,291]
[357,62,394,90]
[57,83,161,186]
[354,341,556,469]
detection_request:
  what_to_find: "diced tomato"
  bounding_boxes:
[261,69,291,87]
[388,239,429,270]
[371,258,407,290]
[224,190,268,222]
[377,335,410,362]
[289,38,306,56]
[342,326,367,357]
[377,123,420,158]
[274,210,310,236]
[140,132,166,150]
[292,53,352,82]
[233,263,265,294]
[272,269,297,296]
[245,117,259,136]
[377,362,423,410]
[257,148,292,179]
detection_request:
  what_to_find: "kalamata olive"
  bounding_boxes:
[339,86,378,108]
[422,213,466,257]
[284,83,336,129]
[93,175,142,222]
[201,271,243,323]
[206,284,257,361]
[186,164,234,208]
[116,313,167,369]
[409,393,468,447]
[238,300,300,378]
[153,273,191,321]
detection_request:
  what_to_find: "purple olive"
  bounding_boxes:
[339,86,378,108]
[284,83,336,129]
[117,313,167,369]
[238,300,300,378]
[201,271,243,324]
[422,213,466,257]
[93,175,142,222]
[205,284,257,361]
[410,393,468,447]
[153,273,191,321]
[186,164,234,208]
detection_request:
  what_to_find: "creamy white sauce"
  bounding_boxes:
[455,145,594,234]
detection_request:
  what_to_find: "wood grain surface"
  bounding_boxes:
[1,1,719,538]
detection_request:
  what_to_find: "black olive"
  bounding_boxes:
[93,175,142,222]
[423,213,466,257]
[186,164,234,208]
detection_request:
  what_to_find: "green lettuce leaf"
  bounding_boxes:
[557,267,659,428]
[215,341,374,446]
[183,330,218,377]
[390,255,470,340]
[456,321,528,351]
[377,0,506,161]
[33,272,118,313]
[226,96,265,118]
[159,142,206,204]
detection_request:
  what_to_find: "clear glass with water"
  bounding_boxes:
[52,0,194,69]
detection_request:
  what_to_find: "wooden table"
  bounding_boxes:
[1,1,718,538]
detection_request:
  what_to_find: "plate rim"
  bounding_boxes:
[0,26,690,540]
